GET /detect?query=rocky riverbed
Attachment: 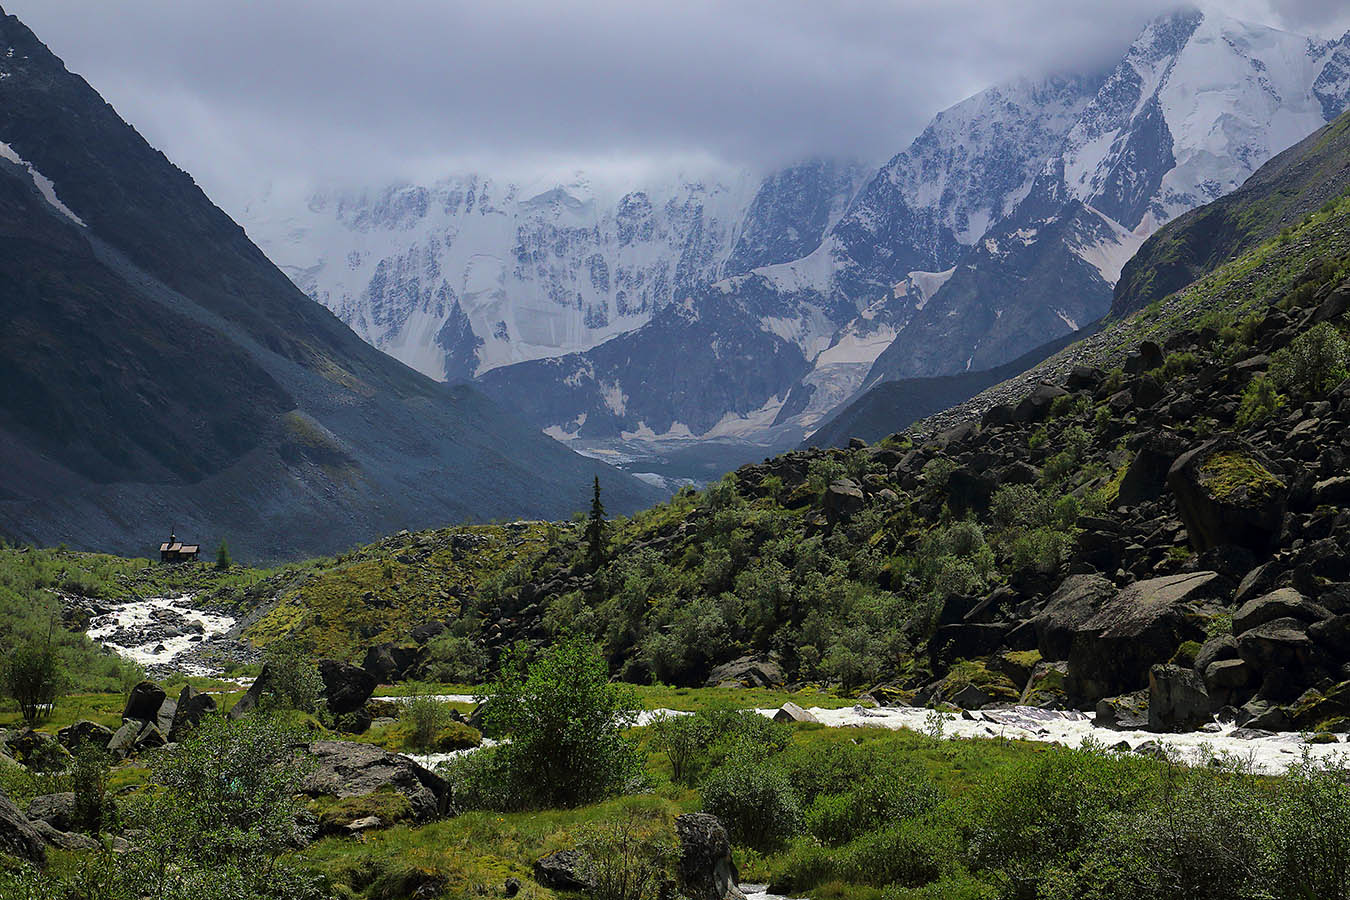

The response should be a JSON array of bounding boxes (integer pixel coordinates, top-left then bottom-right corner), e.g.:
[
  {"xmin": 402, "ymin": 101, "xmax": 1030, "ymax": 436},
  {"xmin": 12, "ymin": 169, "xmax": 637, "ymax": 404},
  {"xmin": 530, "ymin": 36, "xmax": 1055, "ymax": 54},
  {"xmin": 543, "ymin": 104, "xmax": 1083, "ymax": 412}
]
[{"xmin": 83, "ymin": 595, "xmax": 249, "ymax": 677}]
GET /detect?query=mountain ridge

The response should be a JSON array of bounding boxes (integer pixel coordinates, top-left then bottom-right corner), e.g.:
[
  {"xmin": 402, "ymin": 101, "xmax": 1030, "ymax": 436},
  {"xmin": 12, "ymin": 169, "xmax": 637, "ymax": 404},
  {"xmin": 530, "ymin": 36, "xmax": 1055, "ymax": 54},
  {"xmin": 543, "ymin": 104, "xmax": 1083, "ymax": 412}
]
[{"xmin": 0, "ymin": 7, "xmax": 663, "ymax": 562}]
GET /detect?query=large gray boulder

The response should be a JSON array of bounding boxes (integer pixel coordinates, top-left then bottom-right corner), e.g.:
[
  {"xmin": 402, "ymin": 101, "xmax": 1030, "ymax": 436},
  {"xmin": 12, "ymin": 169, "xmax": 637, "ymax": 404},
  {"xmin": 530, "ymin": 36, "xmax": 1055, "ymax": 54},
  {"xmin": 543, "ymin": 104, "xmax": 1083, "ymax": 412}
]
[
  {"xmin": 1232, "ymin": 589, "xmax": 1330, "ymax": 634},
  {"xmin": 106, "ymin": 720, "xmax": 165, "ymax": 760},
  {"xmin": 168, "ymin": 684, "xmax": 217, "ymax": 742},
  {"xmin": 1167, "ymin": 440, "xmax": 1287, "ymax": 552},
  {"xmin": 1032, "ymin": 574, "xmax": 1117, "ymax": 661},
  {"xmin": 823, "ymin": 479, "xmax": 865, "ymax": 522},
  {"xmin": 301, "ymin": 741, "xmax": 448, "ymax": 821},
  {"xmin": 56, "ymin": 720, "xmax": 114, "ymax": 751},
  {"xmin": 677, "ymin": 813, "xmax": 745, "ymax": 900},
  {"xmin": 317, "ymin": 660, "xmax": 377, "ymax": 715},
  {"xmin": 361, "ymin": 643, "xmax": 425, "ymax": 684},
  {"xmin": 30, "ymin": 820, "xmax": 100, "ymax": 852},
  {"xmin": 25, "ymin": 793, "xmax": 75, "ymax": 832},
  {"xmin": 1095, "ymin": 691, "xmax": 1149, "ymax": 729},
  {"xmin": 227, "ymin": 663, "xmax": 275, "ymax": 719},
  {"xmin": 1148, "ymin": 665, "xmax": 1211, "ymax": 732},
  {"xmin": 704, "ymin": 656, "xmax": 785, "ymax": 689},
  {"xmin": 1236, "ymin": 617, "xmax": 1321, "ymax": 676},
  {"xmin": 1014, "ymin": 383, "xmax": 1069, "ymax": 423},
  {"xmin": 122, "ymin": 681, "xmax": 167, "ymax": 724},
  {"xmin": 1065, "ymin": 572, "xmax": 1222, "ymax": 700},
  {"xmin": 0, "ymin": 790, "xmax": 46, "ymax": 866},
  {"xmin": 1117, "ymin": 431, "xmax": 1185, "ymax": 506},
  {"xmin": 533, "ymin": 849, "xmax": 594, "ymax": 891},
  {"xmin": 772, "ymin": 702, "xmax": 820, "ymax": 725}
]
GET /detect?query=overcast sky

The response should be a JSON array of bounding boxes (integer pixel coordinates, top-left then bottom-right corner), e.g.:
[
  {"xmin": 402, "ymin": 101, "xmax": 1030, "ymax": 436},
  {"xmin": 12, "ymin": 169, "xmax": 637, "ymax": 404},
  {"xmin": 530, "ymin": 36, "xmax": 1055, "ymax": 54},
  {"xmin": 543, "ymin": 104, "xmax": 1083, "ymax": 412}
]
[{"xmin": 7, "ymin": 0, "xmax": 1350, "ymax": 212}]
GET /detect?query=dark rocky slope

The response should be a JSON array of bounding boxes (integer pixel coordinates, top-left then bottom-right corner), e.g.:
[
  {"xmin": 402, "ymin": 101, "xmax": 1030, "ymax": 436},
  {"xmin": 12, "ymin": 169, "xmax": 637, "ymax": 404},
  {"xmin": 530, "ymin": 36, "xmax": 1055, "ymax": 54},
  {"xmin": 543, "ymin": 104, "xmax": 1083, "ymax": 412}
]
[
  {"xmin": 1113, "ymin": 111, "xmax": 1350, "ymax": 318},
  {"xmin": 0, "ymin": 8, "xmax": 661, "ymax": 561},
  {"xmin": 310, "ymin": 192, "xmax": 1350, "ymax": 737}
]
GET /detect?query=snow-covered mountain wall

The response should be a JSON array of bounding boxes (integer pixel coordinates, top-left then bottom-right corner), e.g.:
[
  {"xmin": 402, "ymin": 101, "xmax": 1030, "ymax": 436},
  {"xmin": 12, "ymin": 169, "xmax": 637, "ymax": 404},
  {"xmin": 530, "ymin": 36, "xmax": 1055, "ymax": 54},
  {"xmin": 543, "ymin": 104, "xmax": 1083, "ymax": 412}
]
[{"xmin": 241, "ymin": 162, "xmax": 863, "ymax": 383}]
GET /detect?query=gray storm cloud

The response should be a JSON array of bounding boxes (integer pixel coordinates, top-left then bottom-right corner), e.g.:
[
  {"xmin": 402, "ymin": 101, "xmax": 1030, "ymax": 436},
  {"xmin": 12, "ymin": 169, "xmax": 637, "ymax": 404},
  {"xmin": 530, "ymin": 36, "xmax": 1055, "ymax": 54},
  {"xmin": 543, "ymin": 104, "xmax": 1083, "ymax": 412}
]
[{"xmin": 6, "ymin": 0, "xmax": 1350, "ymax": 210}]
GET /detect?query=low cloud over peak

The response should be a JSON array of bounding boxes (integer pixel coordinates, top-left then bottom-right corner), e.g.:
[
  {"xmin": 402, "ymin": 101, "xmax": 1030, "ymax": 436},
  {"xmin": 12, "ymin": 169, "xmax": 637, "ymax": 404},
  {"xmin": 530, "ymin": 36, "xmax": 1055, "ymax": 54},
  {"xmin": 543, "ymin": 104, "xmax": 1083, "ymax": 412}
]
[{"xmin": 7, "ymin": 1, "xmax": 1349, "ymax": 210}]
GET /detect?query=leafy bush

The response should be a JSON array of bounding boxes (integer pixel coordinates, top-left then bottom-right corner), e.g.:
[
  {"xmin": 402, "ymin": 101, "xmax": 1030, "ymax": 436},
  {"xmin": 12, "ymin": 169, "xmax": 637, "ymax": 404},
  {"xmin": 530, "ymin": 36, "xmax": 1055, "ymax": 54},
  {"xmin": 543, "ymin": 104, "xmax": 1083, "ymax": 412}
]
[
  {"xmin": 423, "ymin": 632, "xmax": 488, "ymax": 683},
  {"xmin": 260, "ymin": 639, "xmax": 324, "ymax": 713},
  {"xmin": 1265, "ymin": 753, "xmax": 1350, "ymax": 900},
  {"xmin": 968, "ymin": 746, "xmax": 1159, "ymax": 900},
  {"xmin": 398, "ymin": 683, "xmax": 453, "ymax": 749},
  {"xmin": 649, "ymin": 712, "xmax": 709, "ymax": 785},
  {"xmin": 1236, "ymin": 374, "xmax": 1285, "ymax": 426},
  {"xmin": 805, "ymin": 768, "xmax": 941, "ymax": 847},
  {"xmin": 1270, "ymin": 321, "xmax": 1350, "ymax": 397},
  {"xmin": 3, "ymin": 637, "xmax": 62, "ymax": 725},
  {"xmin": 701, "ymin": 755, "xmax": 802, "ymax": 851},
  {"xmin": 578, "ymin": 807, "xmax": 678, "ymax": 900},
  {"xmin": 916, "ymin": 520, "xmax": 995, "ymax": 601},
  {"xmin": 145, "ymin": 712, "xmax": 315, "ymax": 865},
  {"xmin": 921, "ymin": 457, "xmax": 959, "ymax": 494},
  {"xmin": 70, "ymin": 741, "xmax": 111, "ymax": 834},
  {"xmin": 480, "ymin": 638, "xmax": 643, "ymax": 808}
]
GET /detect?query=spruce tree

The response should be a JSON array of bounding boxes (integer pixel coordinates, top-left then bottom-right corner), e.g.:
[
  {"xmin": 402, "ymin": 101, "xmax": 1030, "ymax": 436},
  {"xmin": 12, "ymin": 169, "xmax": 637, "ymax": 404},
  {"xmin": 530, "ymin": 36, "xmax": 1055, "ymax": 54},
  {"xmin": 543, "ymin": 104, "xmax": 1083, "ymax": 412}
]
[
  {"xmin": 216, "ymin": 540, "xmax": 231, "ymax": 570},
  {"xmin": 586, "ymin": 476, "xmax": 606, "ymax": 568}
]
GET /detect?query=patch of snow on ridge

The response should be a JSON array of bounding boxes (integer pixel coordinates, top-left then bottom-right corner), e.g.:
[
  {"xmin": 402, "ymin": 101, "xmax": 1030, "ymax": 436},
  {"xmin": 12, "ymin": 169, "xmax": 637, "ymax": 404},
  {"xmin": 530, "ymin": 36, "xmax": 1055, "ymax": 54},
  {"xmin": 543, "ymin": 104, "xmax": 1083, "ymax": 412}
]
[
  {"xmin": 1073, "ymin": 207, "xmax": 1149, "ymax": 284},
  {"xmin": 901, "ymin": 267, "xmax": 957, "ymax": 311},
  {"xmin": 0, "ymin": 141, "xmax": 86, "ymax": 226}
]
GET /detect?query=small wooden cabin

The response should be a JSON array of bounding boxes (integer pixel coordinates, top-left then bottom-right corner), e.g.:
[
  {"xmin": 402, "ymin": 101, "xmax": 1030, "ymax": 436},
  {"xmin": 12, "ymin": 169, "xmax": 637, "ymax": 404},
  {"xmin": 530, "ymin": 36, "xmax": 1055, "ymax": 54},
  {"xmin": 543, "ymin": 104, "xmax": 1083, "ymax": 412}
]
[{"xmin": 159, "ymin": 533, "xmax": 200, "ymax": 563}]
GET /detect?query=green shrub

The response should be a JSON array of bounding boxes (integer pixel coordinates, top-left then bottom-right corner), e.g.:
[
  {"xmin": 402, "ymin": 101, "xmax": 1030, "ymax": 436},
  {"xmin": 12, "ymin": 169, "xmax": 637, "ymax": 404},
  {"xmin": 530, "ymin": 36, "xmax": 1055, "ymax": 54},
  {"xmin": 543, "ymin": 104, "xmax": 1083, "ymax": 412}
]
[
  {"xmin": 260, "ymin": 639, "xmax": 324, "ymax": 713},
  {"xmin": 649, "ymin": 712, "xmax": 710, "ymax": 785},
  {"xmin": 805, "ymin": 768, "xmax": 941, "ymax": 847},
  {"xmin": 1270, "ymin": 322, "xmax": 1350, "ymax": 397},
  {"xmin": 3, "ymin": 637, "xmax": 63, "ymax": 725},
  {"xmin": 968, "ymin": 747, "xmax": 1159, "ymax": 900},
  {"xmin": 1262, "ymin": 754, "xmax": 1350, "ymax": 899},
  {"xmin": 1156, "ymin": 351, "xmax": 1198, "ymax": 381},
  {"xmin": 70, "ymin": 741, "xmax": 111, "ymax": 834},
  {"xmin": 1236, "ymin": 374, "xmax": 1285, "ymax": 426},
  {"xmin": 701, "ymin": 756, "xmax": 802, "ymax": 851},
  {"xmin": 423, "ymin": 633, "xmax": 488, "ymax": 683},
  {"xmin": 480, "ymin": 638, "xmax": 643, "ymax": 809},
  {"xmin": 921, "ymin": 457, "xmax": 959, "ymax": 495},
  {"xmin": 578, "ymin": 807, "xmax": 678, "ymax": 900},
  {"xmin": 398, "ymin": 683, "xmax": 453, "ymax": 749},
  {"xmin": 916, "ymin": 520, "xmax": 995, "ymax": 601}
]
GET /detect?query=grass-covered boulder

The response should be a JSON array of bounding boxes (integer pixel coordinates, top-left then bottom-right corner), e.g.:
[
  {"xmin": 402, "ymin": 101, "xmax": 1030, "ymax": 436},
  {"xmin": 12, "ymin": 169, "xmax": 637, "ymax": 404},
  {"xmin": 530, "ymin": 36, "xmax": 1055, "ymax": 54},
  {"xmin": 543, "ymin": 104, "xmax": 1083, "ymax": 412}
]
[{"xmin": 1168, "ymin": 439, "xmax": 1287, "ymax": 552}]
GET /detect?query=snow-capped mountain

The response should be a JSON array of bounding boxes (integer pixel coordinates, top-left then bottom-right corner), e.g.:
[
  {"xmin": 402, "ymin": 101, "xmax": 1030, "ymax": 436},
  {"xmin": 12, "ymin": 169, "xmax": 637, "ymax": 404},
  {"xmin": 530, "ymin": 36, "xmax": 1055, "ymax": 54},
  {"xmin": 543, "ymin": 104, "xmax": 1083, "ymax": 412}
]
[
  {"xmin": 241, "ymin": 161, "xmax": 863, "ymax": 383},
  {"xmin": 477, "ymin": 10, "xmax": 1350, "ymax": 448},
  {"xmin": 865, "ymin": 10, "xmax": 1350, "ymax": 385},
  {"xmin": 243, "ymin": 8, "xmax": 1350, "ymax": 462}
]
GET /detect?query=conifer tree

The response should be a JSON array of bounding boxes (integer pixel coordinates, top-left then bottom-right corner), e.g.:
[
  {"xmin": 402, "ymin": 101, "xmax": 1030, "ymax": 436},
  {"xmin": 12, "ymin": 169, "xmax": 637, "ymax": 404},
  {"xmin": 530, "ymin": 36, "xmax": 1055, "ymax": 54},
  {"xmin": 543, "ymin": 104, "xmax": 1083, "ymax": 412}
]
[{"xmin": 586, "ymin": 476, "xmax": 606, "ymax": 568}]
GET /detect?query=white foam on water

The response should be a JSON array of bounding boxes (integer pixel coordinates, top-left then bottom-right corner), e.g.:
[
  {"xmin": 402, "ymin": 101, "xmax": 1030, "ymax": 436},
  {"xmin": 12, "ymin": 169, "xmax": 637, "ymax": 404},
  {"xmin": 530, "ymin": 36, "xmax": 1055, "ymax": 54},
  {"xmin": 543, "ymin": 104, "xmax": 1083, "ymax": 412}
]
[{"xmin": 86, "ymin": 595, "xmax": 235, "ymax": 674}]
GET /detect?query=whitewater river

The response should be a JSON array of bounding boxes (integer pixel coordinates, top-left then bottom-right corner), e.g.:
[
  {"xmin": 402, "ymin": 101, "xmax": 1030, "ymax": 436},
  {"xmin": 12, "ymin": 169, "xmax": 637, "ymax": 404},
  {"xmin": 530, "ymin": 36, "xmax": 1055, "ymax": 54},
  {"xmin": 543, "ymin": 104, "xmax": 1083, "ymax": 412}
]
[
  {"xmin": 86, "ymin": 595, "xmax": 237, "ymax": 675},
  {"xmin": 398, "ymin": 695, "xmax": 1344, "ymax": 775},
  {"xmin": 84, "ymin": 598, "xmax": 1346, "ymax": 778}
]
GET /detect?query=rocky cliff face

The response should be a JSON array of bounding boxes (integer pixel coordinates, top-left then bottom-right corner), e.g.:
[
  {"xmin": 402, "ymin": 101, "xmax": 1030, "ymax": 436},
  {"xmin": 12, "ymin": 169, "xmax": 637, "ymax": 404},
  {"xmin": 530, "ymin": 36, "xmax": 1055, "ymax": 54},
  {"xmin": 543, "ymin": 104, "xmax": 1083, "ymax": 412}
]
[{"xmin": 0, "ymin": 8, "xmax": 663, "ymax": 561}]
